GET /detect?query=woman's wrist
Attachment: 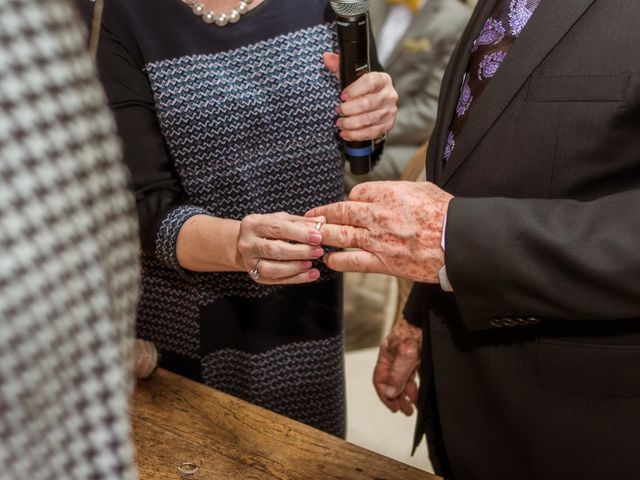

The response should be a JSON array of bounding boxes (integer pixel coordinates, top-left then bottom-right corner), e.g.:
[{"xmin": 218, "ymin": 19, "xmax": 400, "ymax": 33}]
[{"xmin": 176, "ymin": 215, "xmax": 243, "ymax": 272}]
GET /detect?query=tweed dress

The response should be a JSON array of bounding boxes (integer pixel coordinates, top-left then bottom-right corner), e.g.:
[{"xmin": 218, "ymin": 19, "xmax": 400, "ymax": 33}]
[{"xmin": 93, "ymin": 0, "xmax": 382, "ymax": 437}]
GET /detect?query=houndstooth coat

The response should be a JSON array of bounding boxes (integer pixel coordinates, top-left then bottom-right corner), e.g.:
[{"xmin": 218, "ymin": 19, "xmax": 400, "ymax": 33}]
[{"xmin": 0, "ymin": 0, "xmax": 140, "ymax": 478}]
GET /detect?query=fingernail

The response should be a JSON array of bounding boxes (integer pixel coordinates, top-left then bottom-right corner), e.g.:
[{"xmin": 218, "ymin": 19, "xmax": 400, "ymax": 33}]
[
  {"xmin": 309, "ymin": 269, "xmax": 320, "ymax": 280},
  {"xmin": 322, "ymin": 253, "xmax": 330, "ymax": 263},
  {"xmin": 336, "ymin": 119, "xmax": 343, "ymax": 128},
  {"xmin": 341, "ymin": 92, "xmax": 349, "ymax": 101},
  {"xmin": 309, "ymin": 233, "xmax": 322, "ymax": 244},
  {"xmin": 312, "ymin": 248, "xmax": 324, "ymax": 258},
  {"xmin": 385, "ymin": 386, "xmax": 397, "ymax": 398},
  {"xmin": 301, "ymin": 261, "xmax": 313, "ymax": 270},
  {"xmin": 335, "ymin": 105, "xmax": 341, "ymax": 114}
]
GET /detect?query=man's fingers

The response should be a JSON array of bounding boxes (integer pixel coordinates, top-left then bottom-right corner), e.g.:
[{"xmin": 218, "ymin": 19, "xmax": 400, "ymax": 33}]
[
  {"xmin": 375, "ymin": 384, "xmax": 415, "ymax": 415},
  {"xmin": 397, "ymin": 396, "xmax": 415, "ymax": 416},
  {"xmin": 348, "ymin": 181, "xmax": 394, "ymax": 202},
  {"xmin": 306, "ymin": 201, "xmax": 373, "ymax": 227},
  {"xmin": 385, "ymin": 344, "xmax": 420, "ymax": 396},
  {"xmin": 323, "ymin": 250, "xmax": 386, "ymax": 274},
  {"xmin": 405, "ymin": 378, "xmax": 419, "ymax": 406},
  {"xmin": 314, "ymin": 223, "xmax": 369, "ymax": 249}
]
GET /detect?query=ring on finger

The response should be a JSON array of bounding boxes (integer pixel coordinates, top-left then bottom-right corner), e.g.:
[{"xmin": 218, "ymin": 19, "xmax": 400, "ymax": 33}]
[
  {"xmin": 314, "ymin": 221, "xmax": 323, "ymax": 231},
  {"xmin": 248, "ymin": 258, "xmax": 262, "ymax": 281}
]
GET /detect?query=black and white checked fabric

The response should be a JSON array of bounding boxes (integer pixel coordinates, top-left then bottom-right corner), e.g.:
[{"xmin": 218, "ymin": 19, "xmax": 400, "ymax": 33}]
[{"xmin": 0, "ymin": 1, "xmax": 140, "ymax": 479}]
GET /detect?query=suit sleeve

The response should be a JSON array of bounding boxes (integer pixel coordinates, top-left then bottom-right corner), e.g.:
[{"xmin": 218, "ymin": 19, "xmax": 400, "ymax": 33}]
[
  {"xmin": 95, "ymin": 24, "xmax": 208, "ymax": 271},
  {"xmin": 446, "ymin": 191, "xmax": 640, "ymax": 331},
  {"xmin": 403, "ymin": 282, "xmax": 429, "ymax": 328}
]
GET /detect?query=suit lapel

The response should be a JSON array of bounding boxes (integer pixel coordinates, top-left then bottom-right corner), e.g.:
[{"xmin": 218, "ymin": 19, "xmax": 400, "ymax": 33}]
[
  {"xmin": 430, "ymin": 0, "xmax": 497, "ymax": 182},
  {"xmin": 438, "ymin": 0, "xmax": 597, "ymax": 187}
]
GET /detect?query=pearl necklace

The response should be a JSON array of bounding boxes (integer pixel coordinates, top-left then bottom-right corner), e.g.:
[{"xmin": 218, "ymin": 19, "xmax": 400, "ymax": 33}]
[{"xmin": 181, "ymin": 0, "xmax": 254, "ymax": 26}]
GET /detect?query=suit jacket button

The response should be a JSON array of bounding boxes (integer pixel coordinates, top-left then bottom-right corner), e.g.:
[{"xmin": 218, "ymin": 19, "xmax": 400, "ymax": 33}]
[
  {"xmin": 490, "ymin": 318, "xmax": 504, "ymax": 328},
  {"xmin": 502, "ymin": 317, "xmax": 518, "ymax": 327}
]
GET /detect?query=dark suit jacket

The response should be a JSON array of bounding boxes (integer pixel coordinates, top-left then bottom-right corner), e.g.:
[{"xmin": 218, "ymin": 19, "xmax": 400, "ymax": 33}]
[{"xmin": 404, "ymin": 1, "xmax": 640, "ymax": 479}]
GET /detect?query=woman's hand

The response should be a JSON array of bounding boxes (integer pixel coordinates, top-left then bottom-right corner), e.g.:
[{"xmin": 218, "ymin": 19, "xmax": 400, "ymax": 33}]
[
  {"xmin": 236, "ymin": 212, "xmax": 326, "ymax": 285},
  {"xmin": 323, "ymin": 52, "xmax": 398, "ymax": 141},
  {"xmin": 177, "ymin": 212, "xmax": 326, "ymax": 285}
]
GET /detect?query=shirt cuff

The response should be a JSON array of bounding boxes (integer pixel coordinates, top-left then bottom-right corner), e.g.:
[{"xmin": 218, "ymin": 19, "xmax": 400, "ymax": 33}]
[{"xmin": 438, "ymin": 213, "xmax": 454, "ymax": 292}]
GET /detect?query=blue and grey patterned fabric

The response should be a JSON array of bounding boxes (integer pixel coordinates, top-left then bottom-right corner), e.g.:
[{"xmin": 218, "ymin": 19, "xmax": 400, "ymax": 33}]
[{"xmin": 148, "ymin": 22, "xmax": 343, "ymax": 273}]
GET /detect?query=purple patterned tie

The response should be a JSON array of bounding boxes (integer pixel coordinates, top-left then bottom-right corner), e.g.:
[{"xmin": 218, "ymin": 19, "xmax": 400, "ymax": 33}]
[{"xmin": 444, "ymin": 0, "xmax": 542, "ymax": 162}]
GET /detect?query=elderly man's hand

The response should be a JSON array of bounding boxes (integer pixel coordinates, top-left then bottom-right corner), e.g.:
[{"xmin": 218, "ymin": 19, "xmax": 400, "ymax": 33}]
[
  {"xmin": 374, "ymin": 318, "xmax": 422, "ymax": 415},
  {"xmin": 306, "ymin": 181, "xmax": 453, "ymax": 283}
]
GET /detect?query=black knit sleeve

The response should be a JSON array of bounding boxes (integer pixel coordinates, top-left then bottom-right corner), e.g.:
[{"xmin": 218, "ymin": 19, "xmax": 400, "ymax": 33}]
[{"xmin": 94, "ymin": 22, "xmax": 208, "ymax": 268}]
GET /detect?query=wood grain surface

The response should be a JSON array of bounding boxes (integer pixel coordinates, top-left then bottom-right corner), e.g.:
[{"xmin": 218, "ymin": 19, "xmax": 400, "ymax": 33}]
[{"xmin": 132, "ymin": 369, "xmax": 439, "ymax": 480}]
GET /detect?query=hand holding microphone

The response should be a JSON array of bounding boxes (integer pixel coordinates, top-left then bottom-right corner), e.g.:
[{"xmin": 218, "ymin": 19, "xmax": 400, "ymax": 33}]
[{"xmin": 324, "ymin": 0, "xmax": 398, "ymax": 174}]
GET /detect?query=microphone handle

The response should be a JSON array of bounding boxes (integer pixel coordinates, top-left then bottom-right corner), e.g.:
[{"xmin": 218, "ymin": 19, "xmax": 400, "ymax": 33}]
[{"xmin": 336, "ymin": 13, "xmax": 373, "ymax": 175}]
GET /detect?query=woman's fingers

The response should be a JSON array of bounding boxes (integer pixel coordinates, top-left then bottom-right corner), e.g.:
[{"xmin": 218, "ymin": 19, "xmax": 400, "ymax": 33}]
[
  {"xmin": 253, "ymin": 239, "xmax": 324, "ymax": 262},
  {"xmin": 342, "ymin": 71, "xmax": 390, "ymax": 100},
  {"xmin": 338, "ymin": 106, "xmax": 387, "ymax": 130},
  {"xmin": 322, "ymin": 52, "xmax": 340, "ymax": 78},
  {"xmin": 238, "ymin": 212, "xmax": 328, "ymax": 285},
  {"xmin": 245, "ymin": 213, "xmax": 324, "ymax": 245},
  {"xmin": 336, "ymin": 71, "xmax": 397, "ymax": 141},
  {"xmin": 258, "ymin": 268, "xmax": 321, "ymax": 285},
  {"xmin": 341, "ymin": 120, "xmax": 395, "ymax": 141},
  {"xmin": 257, "ymin": 260, "xmax": 313, "ymax": 280}
]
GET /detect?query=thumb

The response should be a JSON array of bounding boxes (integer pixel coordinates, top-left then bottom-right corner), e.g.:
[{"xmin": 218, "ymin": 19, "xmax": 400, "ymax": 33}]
[{"xmin": 323, "ymin": 52, "xmax": 340, "ymax": 78}]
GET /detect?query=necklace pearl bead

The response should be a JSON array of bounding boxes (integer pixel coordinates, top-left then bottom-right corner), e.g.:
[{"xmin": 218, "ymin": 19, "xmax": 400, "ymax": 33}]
[
  {"xmin": 192, "ymin": 3, "xmax": 205, "ymax": 15},
  {"xmin": 183, "ymin": 0, "xmax": 251, "ymax": 26},
  {"xmin": 214, "ymin": 13, "xmax": 229, "ymax": 26},
  {"xmin": 228, "ymin": 9, "xmax": 240, "ymax": 23}
]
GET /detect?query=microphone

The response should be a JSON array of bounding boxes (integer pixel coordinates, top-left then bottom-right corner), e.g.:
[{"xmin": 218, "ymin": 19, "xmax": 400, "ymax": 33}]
[{"xmin": 330, "ymin": 0, "xmax": 374, "ymax": 175}]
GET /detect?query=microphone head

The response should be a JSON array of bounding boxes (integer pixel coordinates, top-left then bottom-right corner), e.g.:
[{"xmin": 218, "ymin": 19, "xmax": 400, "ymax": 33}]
[{"xmin": 330, "ymin": 0, "xmax": 371, "ymax": 16}]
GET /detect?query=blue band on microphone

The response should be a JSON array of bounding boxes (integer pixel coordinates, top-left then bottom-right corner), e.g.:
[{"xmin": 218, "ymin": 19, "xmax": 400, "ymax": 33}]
[{"xmin": 345, "ymin": 145, "xmax": 373, "ymax": 157}]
